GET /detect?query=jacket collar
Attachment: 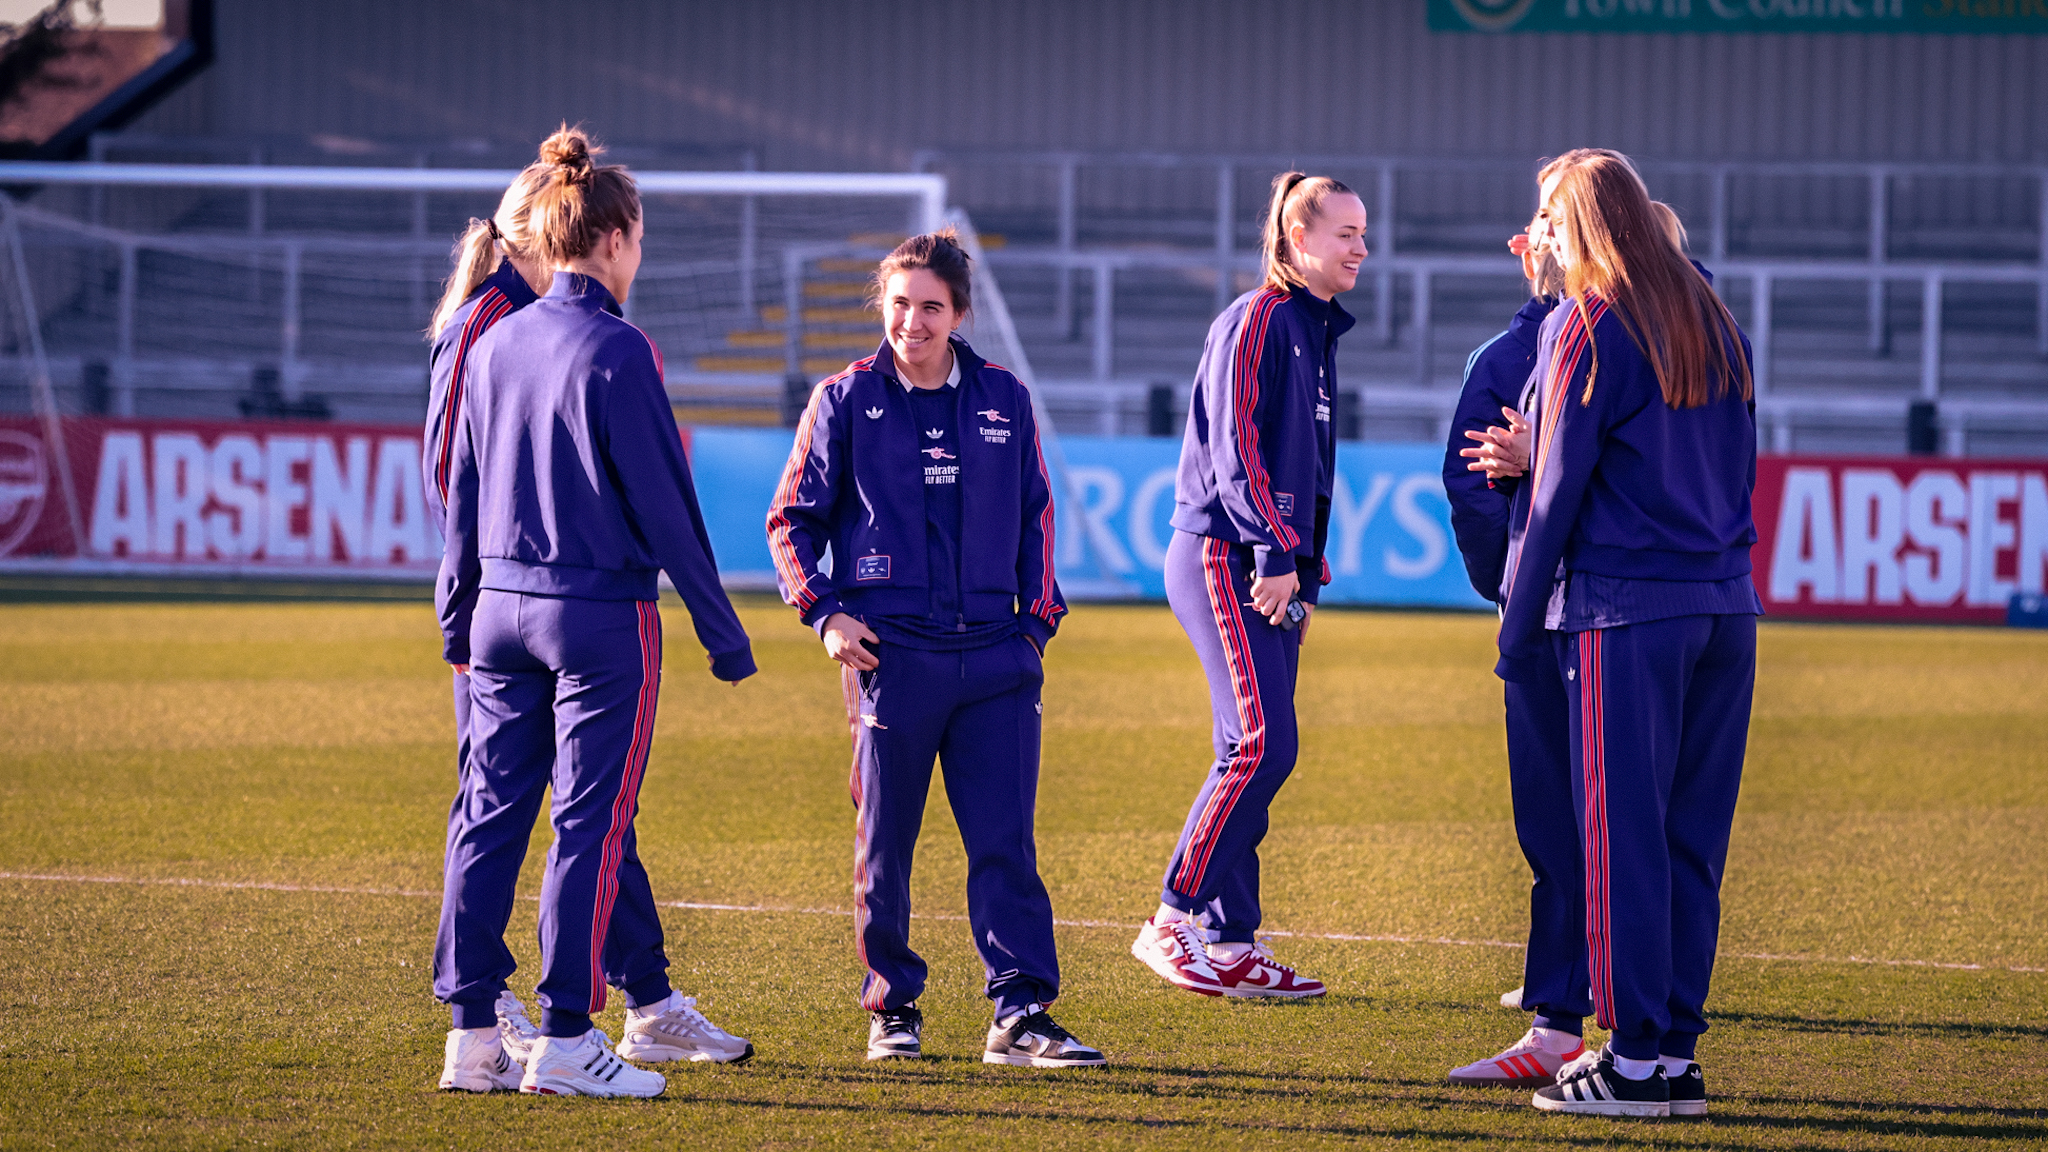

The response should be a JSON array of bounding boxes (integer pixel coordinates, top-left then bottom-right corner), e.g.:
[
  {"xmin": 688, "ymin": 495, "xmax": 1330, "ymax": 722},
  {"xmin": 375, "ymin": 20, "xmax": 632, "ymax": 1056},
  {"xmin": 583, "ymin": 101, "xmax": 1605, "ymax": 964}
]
[
  {"xmin": 486, "ymin": 259, "xmax": 540, "ymax": 309},
  {"xmin": 1506, "ymin": 296, "xmax": 1555, "ymax": 352},
  {"xmin": 1289, "ymin": 284, "xmax": 1357, "ymax": 340},
  {"xmin": 869, "ymin": 334, "xmax": 985, "ymax": 390},
  {"xmin": 545, "ymin": 271, "xmax": 623, "ymax": 317}
]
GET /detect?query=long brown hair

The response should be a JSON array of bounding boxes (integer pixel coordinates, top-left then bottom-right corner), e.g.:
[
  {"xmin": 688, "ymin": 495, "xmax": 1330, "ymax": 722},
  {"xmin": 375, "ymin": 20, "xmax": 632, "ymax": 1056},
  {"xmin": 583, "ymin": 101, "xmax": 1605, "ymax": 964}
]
[
  {"xmin": 1539, "ymin": 149, "xmax": 1750, "ymax": 408},
  {"xmin": 1261, "ymin": 171, "xmax": 1357, "ymax": 293},
  {"xmin": 430, "ymin": 166, "xmax": 547, "ymax": 337},
  {"xmin": 528, "ymin": 125, "xmax": 641, "ymax": 269}
]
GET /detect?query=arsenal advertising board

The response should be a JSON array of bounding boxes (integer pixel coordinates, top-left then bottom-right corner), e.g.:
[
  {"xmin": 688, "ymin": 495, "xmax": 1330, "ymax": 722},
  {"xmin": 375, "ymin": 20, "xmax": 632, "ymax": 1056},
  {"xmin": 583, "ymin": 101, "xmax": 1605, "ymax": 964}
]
[
  {"xmin": 1753, "ymin": 456, "xmax": 2048, "ymax": 624},
  {"xmin": 0, "ymin": 416, "xmax": 441, "ymax": 572}
]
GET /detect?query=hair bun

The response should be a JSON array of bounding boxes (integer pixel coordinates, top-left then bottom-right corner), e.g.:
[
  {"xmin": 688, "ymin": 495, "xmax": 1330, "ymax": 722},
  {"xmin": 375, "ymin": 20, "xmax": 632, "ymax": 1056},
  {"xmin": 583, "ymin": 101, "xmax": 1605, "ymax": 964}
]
[{"xmin": 537, "ymin": 124, "xmax": 601, "ymax": 185}]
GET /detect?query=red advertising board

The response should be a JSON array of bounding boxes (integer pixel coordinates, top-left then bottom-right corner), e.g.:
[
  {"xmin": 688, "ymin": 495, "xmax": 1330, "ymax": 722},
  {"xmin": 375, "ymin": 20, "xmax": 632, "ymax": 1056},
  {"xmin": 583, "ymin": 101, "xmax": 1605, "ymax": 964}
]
[
  {"xmin": 0, "ymin": 416, "xmax": 442, "ymax": 573},
  {"xmin": 1753, "ymin": 455, "xmax": 2048, "ymax": 624}
]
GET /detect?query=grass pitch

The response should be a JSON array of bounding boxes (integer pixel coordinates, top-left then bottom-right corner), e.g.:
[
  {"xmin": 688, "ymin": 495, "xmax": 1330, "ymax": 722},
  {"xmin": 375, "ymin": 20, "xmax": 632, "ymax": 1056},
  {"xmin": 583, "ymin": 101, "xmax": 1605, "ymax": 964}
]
[{"xmin": 1, "ymin": 596, "xmax": 2043, "ymax": 1149}]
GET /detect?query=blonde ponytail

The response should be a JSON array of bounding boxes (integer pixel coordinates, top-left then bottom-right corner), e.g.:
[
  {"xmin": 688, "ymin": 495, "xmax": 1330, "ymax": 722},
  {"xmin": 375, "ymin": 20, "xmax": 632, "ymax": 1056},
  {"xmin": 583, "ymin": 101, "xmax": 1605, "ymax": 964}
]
[
  {"xmin": 1260, "ymin": 171, "xmax": 1357, "ymax": 293},
  {"xmin": 429, "ymin": 165, "xmax": 549, "ymax": 337}
]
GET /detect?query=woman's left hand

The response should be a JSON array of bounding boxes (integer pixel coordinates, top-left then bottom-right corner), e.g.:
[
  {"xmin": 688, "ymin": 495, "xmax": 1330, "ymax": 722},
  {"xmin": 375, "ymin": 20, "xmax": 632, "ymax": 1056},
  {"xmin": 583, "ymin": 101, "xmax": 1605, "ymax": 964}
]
[{"xmin": 1297, "ymin": 603, "xmax": 1314, "ymax": 644}]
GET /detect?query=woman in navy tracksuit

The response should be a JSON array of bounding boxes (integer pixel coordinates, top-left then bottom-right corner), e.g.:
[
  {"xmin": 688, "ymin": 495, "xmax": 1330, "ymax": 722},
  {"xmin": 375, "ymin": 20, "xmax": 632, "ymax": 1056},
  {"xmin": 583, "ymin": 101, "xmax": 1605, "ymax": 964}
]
[
  {"xmin": 766, "ymin": 230, "xmax": 1100, "ymax": 1068},
  {"xmin": 434, "ymin": 129, "xmax": 757, "ymax": 1098},
  {"xmin": 1490, "ymin": 150, "xmax": 1759, "ymax": 1119},
  {"xmin": 1129, "ymin": 173, "xmax": 1363, "ymax": 1001},
  {"xmin": 422, "ymin": 164, "xmax": 553, "ymax": 1066},
  {"xmin": 1440, "ymin": 234, "xmax": 1589, "ymax": 1089}
]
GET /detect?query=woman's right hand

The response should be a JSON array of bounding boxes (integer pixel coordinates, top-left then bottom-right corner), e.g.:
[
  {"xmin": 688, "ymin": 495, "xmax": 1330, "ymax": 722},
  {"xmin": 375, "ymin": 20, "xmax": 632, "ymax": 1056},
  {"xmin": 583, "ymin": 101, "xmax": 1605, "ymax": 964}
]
[
  {"xmin": 822, "ymin": 612, "xmax": 880, "ymax": 671},
  {"xmin": 1461, "ymin": 405, "xmax": 1533, "ymax": 480}
]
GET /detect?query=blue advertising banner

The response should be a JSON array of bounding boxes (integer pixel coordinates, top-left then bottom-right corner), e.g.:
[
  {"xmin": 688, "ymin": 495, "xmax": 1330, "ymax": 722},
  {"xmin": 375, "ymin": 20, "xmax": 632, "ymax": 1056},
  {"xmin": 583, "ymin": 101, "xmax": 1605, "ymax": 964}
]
[{"xmin": 688, "ymin": 427, "xmax": 1489, "ymax": 611}]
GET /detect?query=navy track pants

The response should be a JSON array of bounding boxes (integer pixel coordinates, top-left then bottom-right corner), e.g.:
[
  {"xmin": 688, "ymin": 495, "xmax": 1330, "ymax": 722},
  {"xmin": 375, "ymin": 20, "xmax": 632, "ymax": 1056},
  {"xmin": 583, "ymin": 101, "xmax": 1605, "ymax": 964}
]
[
  {"xmin": 1159, "ymin": 531, "xmax": 1300, "ymax": 943},
  {"xmin": 1554, "ymin": 613, "xmax": 1755, "ymax": 1062},
  {"xmin": 847, "ymin": 636, "xmax": 1057, "ymax": 1020},
  {"xmin": 1506, "ymin": 663, "xmax": 1593, "ymax": 1029},
  {"xmin": 433, "ymin": 591, "xmax": 674, "ymax": 1037}
]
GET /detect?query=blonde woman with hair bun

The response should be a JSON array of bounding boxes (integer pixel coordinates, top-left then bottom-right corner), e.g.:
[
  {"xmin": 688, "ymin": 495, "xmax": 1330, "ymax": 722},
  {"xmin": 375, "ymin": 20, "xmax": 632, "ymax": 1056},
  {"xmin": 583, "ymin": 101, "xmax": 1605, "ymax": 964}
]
[{"xmin": 432, "ymin": 126, "xmax": 757, "ymax": 1099}]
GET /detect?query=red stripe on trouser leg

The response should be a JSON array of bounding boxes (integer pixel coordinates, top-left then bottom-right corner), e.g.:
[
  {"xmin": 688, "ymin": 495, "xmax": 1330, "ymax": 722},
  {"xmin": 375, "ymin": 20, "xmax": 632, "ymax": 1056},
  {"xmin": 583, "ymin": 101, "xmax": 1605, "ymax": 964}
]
[
  {"xmin": 586, "ymin": 601, "xmax": 661, "ymax": 1014},
  {"xmin": 1172, "ymin": 537, "xmax": 1267, "ymax": 895},
  {"xmin": 1580, "ymin": 630, "xmax": 1613, "ymax": 1032}
]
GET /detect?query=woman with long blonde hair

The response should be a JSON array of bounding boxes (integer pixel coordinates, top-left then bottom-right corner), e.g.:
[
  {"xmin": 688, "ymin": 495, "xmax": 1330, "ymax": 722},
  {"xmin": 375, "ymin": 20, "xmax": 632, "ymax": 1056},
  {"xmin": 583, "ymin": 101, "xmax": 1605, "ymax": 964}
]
[
  {"xmin": 1129, "ymin": 172, "xmax": 1364, "ymax": 1001},
  {"xmin": 1479, "ymin": 149, "xmax": 1758, "ymax": 1119}
]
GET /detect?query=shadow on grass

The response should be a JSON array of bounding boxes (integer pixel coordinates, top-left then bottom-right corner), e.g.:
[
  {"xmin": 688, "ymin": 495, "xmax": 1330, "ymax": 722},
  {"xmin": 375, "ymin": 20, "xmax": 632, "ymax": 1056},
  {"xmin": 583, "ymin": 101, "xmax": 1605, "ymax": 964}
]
[
  {"xmin": 594, "ymin": 1083, "xmax": 2048, "ymax": 1146},
  {"xmin": 1709, "ymin": 1009, "xmax": 2048, "ymax": 1041}
]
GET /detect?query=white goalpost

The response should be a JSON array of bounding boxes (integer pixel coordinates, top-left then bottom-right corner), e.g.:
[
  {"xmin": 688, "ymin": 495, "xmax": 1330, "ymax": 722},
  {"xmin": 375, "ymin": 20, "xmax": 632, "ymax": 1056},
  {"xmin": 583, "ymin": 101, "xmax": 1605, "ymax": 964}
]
[{"xmin": 0, "ymin": 159, "xmax": 1126, "ymax": 592}]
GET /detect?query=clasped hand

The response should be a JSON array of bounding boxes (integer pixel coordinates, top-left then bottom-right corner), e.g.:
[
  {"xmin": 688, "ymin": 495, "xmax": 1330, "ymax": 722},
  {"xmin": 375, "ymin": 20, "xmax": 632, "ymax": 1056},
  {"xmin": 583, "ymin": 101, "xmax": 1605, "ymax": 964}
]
[{"xmin": 1461, "ymin": 405, "xmax": 1532, "ymax": 481}]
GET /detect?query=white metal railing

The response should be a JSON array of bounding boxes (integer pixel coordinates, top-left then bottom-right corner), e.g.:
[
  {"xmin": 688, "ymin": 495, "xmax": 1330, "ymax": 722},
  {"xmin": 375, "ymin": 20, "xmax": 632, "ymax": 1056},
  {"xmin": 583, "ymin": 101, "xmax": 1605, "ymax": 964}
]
[
  {"xmin": 979, "ymin": 248, "xmax": 2048, "ymax": 390},
  {"xmin": 912, "ymin": 149, "xmax": 2048, "ymax": 352}
]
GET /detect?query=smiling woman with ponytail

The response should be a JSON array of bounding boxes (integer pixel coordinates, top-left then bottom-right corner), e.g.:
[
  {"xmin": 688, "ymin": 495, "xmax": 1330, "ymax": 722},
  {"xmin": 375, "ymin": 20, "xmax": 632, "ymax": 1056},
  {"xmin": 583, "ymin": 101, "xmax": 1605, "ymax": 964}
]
[
  {"xmin": 430, "ymin": 125, "xmax": 758, "ymax": 1099},
  {"xmin": 1128, "ymin": 171, "xmax": 1366, "ymax": 1002}
]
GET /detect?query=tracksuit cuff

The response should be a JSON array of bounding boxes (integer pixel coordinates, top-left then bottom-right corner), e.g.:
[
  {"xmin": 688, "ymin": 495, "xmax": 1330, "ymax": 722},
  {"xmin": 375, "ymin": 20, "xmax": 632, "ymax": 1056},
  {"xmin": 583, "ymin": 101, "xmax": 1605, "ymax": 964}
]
[
  {"xmin": 449, "ymin": 997, "xmax": 498, "ymax": 1031},
  {"xmin": 1018, "ymin": 613, "xmax": 1056, "ymax": 652},
  {"xmin": 442, "ymin": 637, "xmax": 470, "ymax": 666},
  {"xmin": 802, "ymin": 593, "xmax": 847, "ymax": 636},
  {"xmin": 620, "ymin": 971, "xmax": 673, "ymax": 1010},
  {"xmin": 1295, "ymin": 559, "xmax": 1322, "ymax": 605},
  {"xmin": 1252, "ymin": 546, "xmax": 1295, "ymax": 578},
  {"xmin": 709, "ymin": 646, "xmax": 757, "ymax": 682}
]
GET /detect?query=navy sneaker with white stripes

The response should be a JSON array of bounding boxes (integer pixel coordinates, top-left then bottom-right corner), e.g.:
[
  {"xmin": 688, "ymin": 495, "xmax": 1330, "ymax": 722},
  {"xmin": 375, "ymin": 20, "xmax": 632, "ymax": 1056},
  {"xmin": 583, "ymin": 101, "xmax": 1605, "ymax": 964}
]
[
  {"xmin": 1666, "ymin": 1060, "xmax": 1707, "ymax": 1117},
  {"xmin": 867, "ymin": 1004, "xmax": 924, "ymax": 1060},
  {"xmin": 983, "ymin": 1007, "xmax": 1106, "ymax": 1068},
  {"xmin": 1531, "ymin": 1045, "xmax": 1669, "ymax": 1117}
]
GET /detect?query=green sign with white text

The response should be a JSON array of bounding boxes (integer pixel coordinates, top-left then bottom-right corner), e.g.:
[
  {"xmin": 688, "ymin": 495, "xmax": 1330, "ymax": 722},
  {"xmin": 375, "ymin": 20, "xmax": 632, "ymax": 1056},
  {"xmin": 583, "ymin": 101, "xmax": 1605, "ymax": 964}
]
[{"xmin": 1429, "ymin": 0, "xmax": 2048, "ymax": 34}]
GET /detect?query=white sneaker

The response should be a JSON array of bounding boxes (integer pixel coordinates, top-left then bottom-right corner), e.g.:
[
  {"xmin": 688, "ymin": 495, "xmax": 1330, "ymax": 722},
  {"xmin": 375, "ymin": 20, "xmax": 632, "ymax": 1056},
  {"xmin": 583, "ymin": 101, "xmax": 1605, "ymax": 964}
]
[
  {"xmin": 615, "ymin": 992, "xmax": 755, "ymax": 1064},
  {"xmin": 1130, "ymin": 917, "xmax": 1226, "ymax": 995},
  {"xmin": 1448, "ymin": 1027, "xmax": 1587, "ymax": 1087},
  {"xmin": 495, "ymin": 989, "xmax": 540, "ymax": 1067},
  {"xmin": 438, "ymin": 1027, "xmax": 522, "ymax": 1092},
  {"xmin": 1501, "ymin": 985, "xmax": 1525, "ymax": 1010},
  {"xmin": 519, "ymin": 1029, "xmax": 666, "ymax": 1098}
]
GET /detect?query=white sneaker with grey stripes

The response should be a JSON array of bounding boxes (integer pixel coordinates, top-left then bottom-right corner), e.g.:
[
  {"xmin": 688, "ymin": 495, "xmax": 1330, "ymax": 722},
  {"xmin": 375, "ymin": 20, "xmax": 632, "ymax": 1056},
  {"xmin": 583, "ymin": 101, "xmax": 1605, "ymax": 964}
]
[{"xmin": 519, "ymin": 1029, "xmax": 666, "ymax": 1098}]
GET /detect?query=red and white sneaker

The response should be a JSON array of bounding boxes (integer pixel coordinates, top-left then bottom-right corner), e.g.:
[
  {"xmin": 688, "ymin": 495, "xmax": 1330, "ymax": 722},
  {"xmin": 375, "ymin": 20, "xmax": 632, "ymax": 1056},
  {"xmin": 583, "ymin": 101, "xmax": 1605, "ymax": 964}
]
[
  {"xmin": 1448, "ymin": 1027, "xmax": 1587, "ymax": 1088},
  {"xmin": 1130, "ymin": 917, "xmax": 1226, "ymax": 996},
  {"xmin": 1210, "ymin": 940, "xmax": 1326, "ymax": 999}
]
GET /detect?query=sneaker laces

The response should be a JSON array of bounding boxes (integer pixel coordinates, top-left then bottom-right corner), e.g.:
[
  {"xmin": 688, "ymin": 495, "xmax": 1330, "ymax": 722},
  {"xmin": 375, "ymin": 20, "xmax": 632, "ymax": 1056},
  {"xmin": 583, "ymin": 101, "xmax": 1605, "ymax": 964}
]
[
  {"xmin": 644, "ymin": 994, "xmax": 728, "ymax": 1038},
  {"xmin": 495, "ymin": 993, "xmax": 539, "ymax": 1039},
  {"xmin": 874, "ymin": 1005, "xmax": 921, "ymax": 1034},
  {"xmin": 1019, "ymin": 1011, "xmax": 1076, "ymax": 1044}
]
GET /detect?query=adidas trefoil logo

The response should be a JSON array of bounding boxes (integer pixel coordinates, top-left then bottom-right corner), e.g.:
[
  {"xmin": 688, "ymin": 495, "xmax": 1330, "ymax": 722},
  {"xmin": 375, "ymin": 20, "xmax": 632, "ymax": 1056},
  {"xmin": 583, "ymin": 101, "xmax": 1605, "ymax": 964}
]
[
  {"xmin": 925, "ymin": 427, "xmax": 944, "ymax": 439},
  {"xmin": 865, "ymin": 407, "xmax": 883, "ymax": 419}
]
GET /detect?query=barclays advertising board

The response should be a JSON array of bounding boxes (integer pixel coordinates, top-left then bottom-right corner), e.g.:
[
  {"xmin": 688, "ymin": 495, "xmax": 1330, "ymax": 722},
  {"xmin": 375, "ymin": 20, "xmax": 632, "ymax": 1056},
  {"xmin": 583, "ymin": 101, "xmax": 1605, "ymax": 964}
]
[{"xmin": 690, "ymin": 428, "xmax": 1490, "ymax": 611}]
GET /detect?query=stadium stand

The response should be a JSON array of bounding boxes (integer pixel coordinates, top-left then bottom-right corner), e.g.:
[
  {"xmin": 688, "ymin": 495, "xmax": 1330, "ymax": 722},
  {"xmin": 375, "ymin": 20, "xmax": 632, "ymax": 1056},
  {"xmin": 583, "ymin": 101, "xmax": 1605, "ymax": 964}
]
[{"xmin": 0, "ymin": 136, "xmax": 2044, "ymax": 459}]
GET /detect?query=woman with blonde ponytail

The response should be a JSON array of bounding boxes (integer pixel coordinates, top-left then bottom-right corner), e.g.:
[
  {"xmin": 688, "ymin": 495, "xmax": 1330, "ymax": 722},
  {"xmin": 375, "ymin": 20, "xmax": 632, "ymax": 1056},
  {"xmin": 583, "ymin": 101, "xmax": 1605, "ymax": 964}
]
[
  {"xmin": 1129, "ymin": 172, "xmax": 1365, "ymax": 1001},
  {"xmin": 432, "ymin": 127, "xmax": 757, "ymax": 1099},
  {"xmin": 425, "ymin": 167, "xmax": 549, "ymax": 530}
]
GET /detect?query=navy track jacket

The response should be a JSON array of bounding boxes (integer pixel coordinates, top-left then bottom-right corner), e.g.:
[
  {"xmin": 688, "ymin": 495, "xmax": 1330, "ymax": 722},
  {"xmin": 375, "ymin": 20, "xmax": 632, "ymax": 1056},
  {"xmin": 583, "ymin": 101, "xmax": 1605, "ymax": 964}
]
[
  {"xmin": 1496, "ymin": 292, "xmax": 1757, "ymax": 682},
  {"xmin": 1170, "ymin": 284, "xmax": 1350, "ymax": 603},
  {"xmin": 765, "ymin": 335, "xmax": 1066, "ymax": 650},
  {"xmin": 436, "ymin": 271, "xmax": 755, "ymax": 682},
  {"xmin": 423, "ymin": 260, "xmax": 537, "ymax": 530},
  {"xmin": 1443, "ymin": 296, "xmax": 1557, "ymax": 604}
]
